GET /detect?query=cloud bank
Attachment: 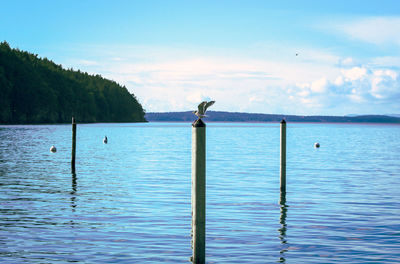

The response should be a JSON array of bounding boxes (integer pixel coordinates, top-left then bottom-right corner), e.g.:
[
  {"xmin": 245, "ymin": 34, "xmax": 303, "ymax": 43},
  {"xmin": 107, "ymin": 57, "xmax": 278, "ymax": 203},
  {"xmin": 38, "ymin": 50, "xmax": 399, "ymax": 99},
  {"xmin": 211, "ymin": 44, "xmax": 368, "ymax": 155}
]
[
  {"xmin": 66, "ymin": 12, "xmax": 400, "ymax": 118},
  {"xmin": 66, "ymin": 43, "xmax": 399, "ymax": 116}
]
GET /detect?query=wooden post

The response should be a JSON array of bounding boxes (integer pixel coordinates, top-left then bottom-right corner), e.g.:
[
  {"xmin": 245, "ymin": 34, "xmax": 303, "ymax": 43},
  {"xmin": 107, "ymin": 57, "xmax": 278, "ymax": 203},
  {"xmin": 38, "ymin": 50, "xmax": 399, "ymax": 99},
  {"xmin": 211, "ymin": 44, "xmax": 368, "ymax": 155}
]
[
  {"xmin": 280, "ymin": 119, "xmax": 286, "ymax": 193},
  {"xmin": 71, "ymin": 117, "xmax": 77, "ymax": 173},
  {"xmin": 191, "ymin": 118, "xmax": 206, "ymax": 264}
]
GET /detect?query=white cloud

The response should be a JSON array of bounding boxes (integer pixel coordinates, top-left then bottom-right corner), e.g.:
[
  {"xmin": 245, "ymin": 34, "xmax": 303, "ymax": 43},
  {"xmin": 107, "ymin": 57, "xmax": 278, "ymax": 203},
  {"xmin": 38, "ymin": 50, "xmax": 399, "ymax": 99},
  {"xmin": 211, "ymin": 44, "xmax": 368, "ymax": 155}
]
[
  {"xmin": 249, "ymin": 96, "xmax": 265, "ymax": 103},
  {"xmin": 77, "ymin": 52, "xmax": 336, "ymax": 113},
  {"xmin": 371, "ymin": 56, "xmax": 400, "ymax": 68},
  {"xmin": 311, "ymin": 78, "xmax": 328, "ymax": 93},
  {"xmin": 334, "ymin": 76, "xmax": 344, "ymax": 86},
  {"xmin": 373, "ymin": 69, "xmax": 398, "ymax": 79},
  {"xmin": 340, "ymin": 57, "xmax": 354, "ymax": 66},
  {"xmin": 186, "ymin": 92, "xmax": 212, "ymax": 104},
  {"xmin": 331, "ymin": 16, "xmax": 400, "ymax": 45},
  {"xmin": 341, "ymin": 67, "xmax": 368, "ymax": 81},
  {"xmin": 371, "ymin": 69, "xmax": 399, "ymax": 99},
  {"xmin": 289, "ymin": 62, "xmax": 400, "ymax": 113},
  {"xmin": 66, "ymin": 44, "xmax": 400, "ymax": 115}
]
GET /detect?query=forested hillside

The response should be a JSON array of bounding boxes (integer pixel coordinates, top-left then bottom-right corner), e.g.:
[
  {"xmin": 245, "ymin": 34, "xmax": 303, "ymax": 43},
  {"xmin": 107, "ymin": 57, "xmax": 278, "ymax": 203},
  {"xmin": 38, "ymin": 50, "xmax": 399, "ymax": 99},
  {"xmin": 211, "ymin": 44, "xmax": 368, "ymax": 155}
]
[{"xmin": 0, "ymin": 41, "xmax": 146, "ymax": 123}]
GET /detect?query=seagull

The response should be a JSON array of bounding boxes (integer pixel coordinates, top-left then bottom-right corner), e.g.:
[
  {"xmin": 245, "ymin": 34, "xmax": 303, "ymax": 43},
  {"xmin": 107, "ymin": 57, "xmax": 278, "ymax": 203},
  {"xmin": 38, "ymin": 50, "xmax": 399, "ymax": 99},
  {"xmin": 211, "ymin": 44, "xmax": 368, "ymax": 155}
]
[{"xmin": 193, "ymin": 100, "xmax": 215, "ymax": 119}]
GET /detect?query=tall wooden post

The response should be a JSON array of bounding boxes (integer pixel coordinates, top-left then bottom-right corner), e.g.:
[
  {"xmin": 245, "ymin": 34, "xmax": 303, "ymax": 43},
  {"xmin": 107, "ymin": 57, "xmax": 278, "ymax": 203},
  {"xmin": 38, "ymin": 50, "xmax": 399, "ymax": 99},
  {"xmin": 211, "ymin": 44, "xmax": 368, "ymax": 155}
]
[
  {"xmin": 280, "ymin": 119, "xmax": 286, "ymax": 193},
  {"xmin": 279, "ymin": 120, "xmax": 288, "ymax": 262},
  {"xmin": 71, "ymin": 117, "xmax": 77, "ymax": 173},
  {"xmin": 191, "ymin": 118, "xmax": 206, "ymax": 264}
]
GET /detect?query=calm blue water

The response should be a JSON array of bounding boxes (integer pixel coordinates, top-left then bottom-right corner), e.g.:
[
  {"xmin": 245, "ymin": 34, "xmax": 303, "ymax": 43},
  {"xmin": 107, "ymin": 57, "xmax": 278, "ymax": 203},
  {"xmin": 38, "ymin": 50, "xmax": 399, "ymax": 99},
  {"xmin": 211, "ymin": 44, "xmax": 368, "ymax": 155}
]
[{"xmin": 0, "ymin": 122, "xmax": 399, "ymax": 263}]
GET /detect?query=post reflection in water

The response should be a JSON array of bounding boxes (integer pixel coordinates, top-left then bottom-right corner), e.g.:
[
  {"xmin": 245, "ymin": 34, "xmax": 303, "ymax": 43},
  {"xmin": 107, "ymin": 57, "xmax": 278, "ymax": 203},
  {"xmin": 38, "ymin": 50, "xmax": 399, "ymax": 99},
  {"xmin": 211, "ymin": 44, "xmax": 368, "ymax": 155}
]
[
  {"xmin": 70, "ymin": 172, "xmax": 77, "ymax": 213},
  {"xmin": 278, "ymin": 191, "xmax": 289, "ymax": 263}
]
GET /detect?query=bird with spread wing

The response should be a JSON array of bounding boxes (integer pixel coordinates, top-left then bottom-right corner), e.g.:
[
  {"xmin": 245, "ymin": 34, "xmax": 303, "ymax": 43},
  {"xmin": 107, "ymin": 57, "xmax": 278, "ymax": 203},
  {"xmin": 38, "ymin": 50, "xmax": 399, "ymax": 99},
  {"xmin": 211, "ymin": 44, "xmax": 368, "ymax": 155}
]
[{"xmin": 193, "ymin": 101, "xmax": 215, "ymax": 119}]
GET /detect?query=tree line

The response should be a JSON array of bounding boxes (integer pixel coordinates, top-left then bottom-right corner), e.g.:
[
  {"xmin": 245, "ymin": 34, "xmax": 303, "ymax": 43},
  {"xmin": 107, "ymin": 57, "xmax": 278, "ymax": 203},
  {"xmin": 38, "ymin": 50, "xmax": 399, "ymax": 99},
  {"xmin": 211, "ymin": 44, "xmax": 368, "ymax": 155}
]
[{"xmin": 0, "ymin": 41, "xmax": 146, "ymax": 124}]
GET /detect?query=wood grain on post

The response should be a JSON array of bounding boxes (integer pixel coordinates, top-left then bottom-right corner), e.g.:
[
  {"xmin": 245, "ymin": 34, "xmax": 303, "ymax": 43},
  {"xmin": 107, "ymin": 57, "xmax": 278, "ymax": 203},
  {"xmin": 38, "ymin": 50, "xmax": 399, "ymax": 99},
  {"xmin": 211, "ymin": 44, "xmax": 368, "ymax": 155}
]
[
  {"xmin": 71, "ymin": 117, "xmax": 77, "ymax": 173},
  {"xmin": 191, "ymin": 118, "xmax": 206, "ymax": 264},
  {"xmin": 280, "ymin": 119, "xmax": 286, "ymax": 193}
]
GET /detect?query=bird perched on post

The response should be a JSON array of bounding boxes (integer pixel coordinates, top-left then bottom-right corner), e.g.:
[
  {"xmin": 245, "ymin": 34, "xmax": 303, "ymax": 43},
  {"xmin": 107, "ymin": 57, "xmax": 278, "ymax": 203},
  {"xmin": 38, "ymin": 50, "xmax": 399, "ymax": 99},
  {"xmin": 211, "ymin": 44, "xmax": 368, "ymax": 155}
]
[{"xmin": 193, "ymin": 101, "xmax": 215, "ymax": 119}]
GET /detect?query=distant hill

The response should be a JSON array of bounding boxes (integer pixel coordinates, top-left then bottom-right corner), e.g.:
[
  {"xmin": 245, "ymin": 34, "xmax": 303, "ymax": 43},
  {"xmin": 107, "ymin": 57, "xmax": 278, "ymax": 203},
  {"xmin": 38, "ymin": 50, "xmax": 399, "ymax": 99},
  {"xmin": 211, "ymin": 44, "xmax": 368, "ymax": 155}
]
[
  {"xmin": 146, "ymin": 111, "xmax": 400, "ymax": 123},
  {"xmin": 387, "ymin": 114, "xmax": 400, "ymax": 118},
  {"xmin": 0, "ymin": 41, "xmax": 146, "ymax": 124}
]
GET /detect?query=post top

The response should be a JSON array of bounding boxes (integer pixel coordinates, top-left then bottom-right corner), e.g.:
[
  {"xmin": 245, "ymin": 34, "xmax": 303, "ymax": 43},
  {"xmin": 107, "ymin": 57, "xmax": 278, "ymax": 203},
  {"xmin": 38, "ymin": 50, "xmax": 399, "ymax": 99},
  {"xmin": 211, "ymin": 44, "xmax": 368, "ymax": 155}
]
[
  {"xmin": 192, "ymin": 118, "xmax": 206, "ymax": 127},
  {"xmin": 280, "ymin": 119, "xmax": 286, "ymax": 124},
  {"xmin": 72, "ymin": 117, "xmax": 76, "ymax": 123}
]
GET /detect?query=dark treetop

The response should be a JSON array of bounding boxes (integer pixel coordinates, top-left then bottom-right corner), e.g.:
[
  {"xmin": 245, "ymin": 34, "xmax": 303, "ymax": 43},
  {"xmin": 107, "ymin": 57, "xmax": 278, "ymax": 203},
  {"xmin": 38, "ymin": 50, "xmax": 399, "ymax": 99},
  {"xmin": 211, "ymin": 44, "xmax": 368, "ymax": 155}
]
[{"xmin": 0, "ymin": 41, "xmax": 146, "ymax": 124}]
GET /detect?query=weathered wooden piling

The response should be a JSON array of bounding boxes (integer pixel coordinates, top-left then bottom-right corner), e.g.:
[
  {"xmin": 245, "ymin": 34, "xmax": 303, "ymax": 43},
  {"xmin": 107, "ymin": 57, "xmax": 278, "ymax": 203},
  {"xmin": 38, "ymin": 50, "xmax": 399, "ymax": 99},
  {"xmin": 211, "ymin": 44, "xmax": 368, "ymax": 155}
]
[
  {"xmin": 71, "ymin": 117, "xmax": 77, "ymax": 173},
  {"xmin": 280, "ymin": 119, "xmax": 286, "ymax": 193},
  {"xmin": 191, "ymin": 118, "xmax": 206, "ymax": 264}
]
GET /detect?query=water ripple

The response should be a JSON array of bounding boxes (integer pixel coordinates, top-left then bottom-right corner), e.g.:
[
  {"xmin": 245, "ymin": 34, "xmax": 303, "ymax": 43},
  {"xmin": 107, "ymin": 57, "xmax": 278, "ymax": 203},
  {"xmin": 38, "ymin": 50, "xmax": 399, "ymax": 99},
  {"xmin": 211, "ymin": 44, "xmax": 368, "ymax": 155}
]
[{"xmin": 0, "ymin": 123, "xmax": 399, "ymax": 263}]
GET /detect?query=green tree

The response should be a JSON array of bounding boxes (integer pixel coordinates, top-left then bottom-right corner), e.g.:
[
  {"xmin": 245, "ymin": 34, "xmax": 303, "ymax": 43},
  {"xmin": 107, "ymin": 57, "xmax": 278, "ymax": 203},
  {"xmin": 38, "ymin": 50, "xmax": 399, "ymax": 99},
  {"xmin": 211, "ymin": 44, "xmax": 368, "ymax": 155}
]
[{"xmin": 0, "ymin": 41, "xmax": 146, "ymax": 124}]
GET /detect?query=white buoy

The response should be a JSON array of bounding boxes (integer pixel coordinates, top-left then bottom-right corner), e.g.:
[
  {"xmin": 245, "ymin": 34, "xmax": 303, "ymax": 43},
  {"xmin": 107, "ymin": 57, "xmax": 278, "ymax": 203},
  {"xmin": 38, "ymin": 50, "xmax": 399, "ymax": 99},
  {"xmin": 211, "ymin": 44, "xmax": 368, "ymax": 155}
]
[
  {"xmin": 103, "ymin": 136, "xmax": 108, "ymax": 144},
  {"xmin": 50, "ymin": 145, "xmax": 57, "ymax": 153},
  {"xmin": 314, "ymin": 142, "xmax": 320, "ymax": 148}
]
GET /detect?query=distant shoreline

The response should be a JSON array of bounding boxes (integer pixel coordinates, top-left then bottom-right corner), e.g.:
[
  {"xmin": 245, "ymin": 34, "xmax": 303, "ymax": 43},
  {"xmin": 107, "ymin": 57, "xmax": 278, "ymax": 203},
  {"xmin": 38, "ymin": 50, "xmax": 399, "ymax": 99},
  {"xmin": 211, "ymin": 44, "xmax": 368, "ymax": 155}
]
[
  {"xmin": 145, "ymin": 111, "xmax": 400, "ymax": 124},
  {"xmin": 1, "ymin": 121, "xmax": 400, "ymax": 126},
  {"xmin": 2, "ymin": 111, "xmax": 400, "ymax": 125},
  {"xmin": 146, "ymin": 121, "xmax": 400, "ymax": 125}
]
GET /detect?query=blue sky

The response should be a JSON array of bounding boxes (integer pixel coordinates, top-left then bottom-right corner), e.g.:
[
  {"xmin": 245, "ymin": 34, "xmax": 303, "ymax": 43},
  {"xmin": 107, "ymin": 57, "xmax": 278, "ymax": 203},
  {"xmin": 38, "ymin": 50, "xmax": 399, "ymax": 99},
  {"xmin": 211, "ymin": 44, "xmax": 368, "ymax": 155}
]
[{"xmin": 1, "ymin": 0, "xmax": 400, "ymax": 115}]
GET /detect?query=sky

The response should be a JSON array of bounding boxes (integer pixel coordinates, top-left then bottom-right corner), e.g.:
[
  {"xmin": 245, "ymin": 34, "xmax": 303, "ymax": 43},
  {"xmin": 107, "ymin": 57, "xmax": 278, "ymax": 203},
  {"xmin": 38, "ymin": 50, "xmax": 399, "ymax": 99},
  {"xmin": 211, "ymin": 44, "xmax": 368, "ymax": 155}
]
[{"xmin": 1, "ymin": 0, "xmax": 400, "ymax": 115}]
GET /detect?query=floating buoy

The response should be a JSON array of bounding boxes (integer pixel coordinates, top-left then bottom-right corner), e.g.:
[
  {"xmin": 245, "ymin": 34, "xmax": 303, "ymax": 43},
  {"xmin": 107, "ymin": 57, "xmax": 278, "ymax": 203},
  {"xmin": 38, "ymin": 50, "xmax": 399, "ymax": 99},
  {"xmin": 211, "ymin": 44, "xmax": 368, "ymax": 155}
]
[
  {"xmin": 50, "ymin": 145, "xmax": 57, "ymax": 153},
  {"xmin": 103, "ymin": 136, "xmax": 108, "ymax": 144},
  {"xmin": 314, "ymin": 142, "xmax": 320, "ymax": 148}
]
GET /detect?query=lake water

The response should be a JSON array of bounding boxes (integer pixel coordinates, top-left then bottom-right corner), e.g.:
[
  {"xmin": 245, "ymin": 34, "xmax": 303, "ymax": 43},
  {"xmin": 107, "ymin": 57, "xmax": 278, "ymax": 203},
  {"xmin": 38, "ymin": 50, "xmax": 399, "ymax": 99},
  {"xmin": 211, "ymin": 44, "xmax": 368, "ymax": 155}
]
[{"xmin": 0, "ymin": 122, "xmax": 399, "ymax": 263}]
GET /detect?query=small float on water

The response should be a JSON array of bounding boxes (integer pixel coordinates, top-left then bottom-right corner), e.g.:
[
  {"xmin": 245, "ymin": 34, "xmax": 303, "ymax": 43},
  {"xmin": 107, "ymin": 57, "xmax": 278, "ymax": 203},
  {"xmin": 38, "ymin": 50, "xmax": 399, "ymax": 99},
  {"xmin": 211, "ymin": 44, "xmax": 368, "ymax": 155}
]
[
  {"xmin": 103, "ymin": 136, "xmax": 108, "ymax": 144},
  {"xmin": 50, "ymin": 145, "xmax": 57, "ymax": 153},
  {"xmin": 314, "ymin": 142, "xmax": 320, "ymax": 148}
]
